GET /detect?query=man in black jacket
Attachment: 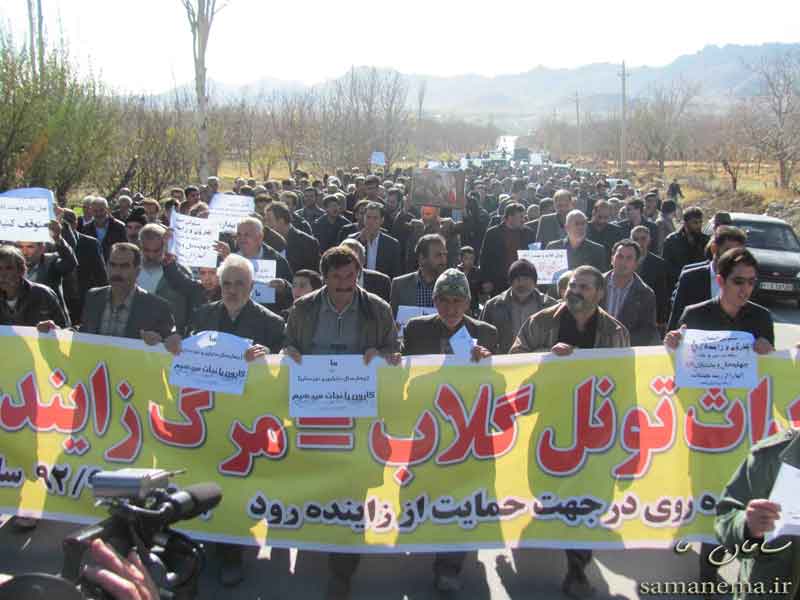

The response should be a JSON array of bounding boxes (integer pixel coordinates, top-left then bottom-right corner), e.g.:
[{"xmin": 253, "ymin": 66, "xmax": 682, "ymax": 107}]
[
  {"xmin": 661, "ymin": 206, "xmax": 708, "ymax": 283},
  {"xmin": 546, "ymin": 210, "xmax": 608, "ymax": 272},
  {"xmin": 632, "ymin": 226, "xmax": 670, "ymax": 333},
  {"xmin": 614, "ymin": 198, "xmax": 658, "ymax": 252},
  {"xmin": 340, "ymin": 238, "xmax": 391, "ymax": 302},
  {"xmin": 80, "ymin": 197, "xmax": 127, "ymax": 261},
  {"xmin": 60, "ymin": 209, "xmax": 108, "ymax": 326},
  {"xmin": 479, "ymin": 203, "xmax": 537, "ymax": 296},
  {"xmin": 264, "ymin": 201, "xmax": 320, "ymax": 274},
  {"xmin": 667, "ymin": 226, "xmax": 747, "ymax": 330},
  {"xmin": 17, "ymin": 219, "xmax": 77, "ymax": 316},
  {"xmin": 0, "ymin": 245, "xmax": 67, "ymax": 328},
  {"xmin": 313, "ymin": 195, "xmax": 351, "ymax": 252},
  {"xmin": 347, "ymin": 202, "xmax": 402, "ymax": 280},
  {"xmin": 666, "ymin": 247, "xmax": 774, "ymax": 353}
]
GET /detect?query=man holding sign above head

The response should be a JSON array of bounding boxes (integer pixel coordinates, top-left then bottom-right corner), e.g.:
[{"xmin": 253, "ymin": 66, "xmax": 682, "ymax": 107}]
[
  {"xmin": 16, "ymin": 217, "xmax": 77, "ymax": 318},
  {"xmin": 546, "ymin": 209, "xmax": 608, "ymax": 272}
]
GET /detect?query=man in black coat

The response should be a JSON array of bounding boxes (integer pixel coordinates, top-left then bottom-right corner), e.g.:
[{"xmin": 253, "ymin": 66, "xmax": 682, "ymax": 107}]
[
  {"xmin": 661, "ymin": 206, "xmax": 709, "ymax": 283},
  {"xmin": 586, "ymin": 199, "xmax": 623, "ymax": 263},
  {"xmin": 347, "ymin": 202, "xmax": 402, "ymax": 280},
  {"xmin": 478, "ymin": 203, "xmax": 537, "ymax": 296},
  {"xmin": 546, "ymin": 210, "xmax": 608, "ymax": 272},
  {"xmin": 60, "ymin": 210, "xmax": 108, "ymax": 326},
  {"xmin": 340, "ymin": 239, "xmax": 391, "ymax": 303},
  {"xmin": 264, "ymin": 201, "xmax": 320, "ymax": 274},
  {"xmin": 667, "ymin": 226, "xmax": 747, "ymax": 330},
  {"xmin": 313, "ymin": 195, "xmax": 351, "ymax": 252},
  {"xmin": 0, "ymin": 245, "xmax": 67, "ymax": 328},
  {"xmin": 79, "ymin": 197, "xmax": 127, "ymax": 262},
  {"xmin": 614, "ymin": 198, "xmax": 658, "ymax": 253},
  {"xmin": 632, "ymin": 226, "xmax": 670, "ymax": 332},
  {"xmin": 16, "ymin": 219, "xmax": 77, "ymax": 316}
]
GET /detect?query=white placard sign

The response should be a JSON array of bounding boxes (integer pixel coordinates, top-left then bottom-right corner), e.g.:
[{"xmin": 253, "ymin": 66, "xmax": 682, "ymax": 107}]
[
  {"xmin": 169, "ymin": 212, "xmax": 219, "ymax": 268},
  {"xmin": 289, "ymin": 355, "xmax": 378, "ymax": 418},
  {"xmin": 250, "ymin": 259, "xmax": 276, "ymax": 304},
  {"xmin": 674, "ymin": 329, "xmax": 758, "ymax": 389},
  {"xmin": 208, "ymin": 193, "xmax": 255, "ymax": 233},
  {"xmin": 395, "ymin": 305, "xmax": 437, "ymax": 336},
  {"xmin": 517, "ymin": 249, "xmax": 569, "ymax": 284},
  {"xmin": 767, "ymin": 462, "xmax": 800, "ymax": 541},
  {"xmin": 169, "ymin": 331, "xmax": 252, "ymax": 395},
  {"xmin": 0, "ymin": 196, "xmax": 52, "ymax": 242}
]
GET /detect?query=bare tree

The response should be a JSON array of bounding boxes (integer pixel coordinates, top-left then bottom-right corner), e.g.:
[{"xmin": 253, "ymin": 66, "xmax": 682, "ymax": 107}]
[
  {"xmin": 631, "ymin": 79, "xmax": 700, "ymax": 172},
  {"xmin": 417, "ymin": 79, "xmax": 426, "ymax": 121},
  {"xmin": 268, "ymin": 90, "xmax": 315, "ymax": 175},
  {"xmin": 26, "ymin": 0, "xmax": 36, "ymax": 79},
  {"xmin": 180, "ymin": 0, "xmax": 226, "ymax": 181},
  {"xmin": 36, "ymin": 0, "xmax": 44, "ymax": 80},
  {"xmin": 742, "ymin": 51, "xmax": 800, "ymax": 188}
]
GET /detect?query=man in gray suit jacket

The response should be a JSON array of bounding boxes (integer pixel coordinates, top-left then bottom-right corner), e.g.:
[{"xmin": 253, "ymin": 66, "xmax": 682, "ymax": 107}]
[
  {"xmin": 390, "ymin": 233, "xmax": 448, "ymax": 317},
  {"xmin": 535, "ymin": 189, "xmax": 574, "ymax": 246},
  {"xmin": 602, "ymin": 239, "xmax": 659, "ymax": 346},
  {"xmin": 80, "ymin": 243, "xmax": 175, "ymax": 342}
]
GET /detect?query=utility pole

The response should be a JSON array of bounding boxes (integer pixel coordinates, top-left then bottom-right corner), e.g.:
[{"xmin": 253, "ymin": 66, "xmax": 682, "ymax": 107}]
[
  {"xmin": 574, "ymin": 91, "xmax": 582, "ymax": 158},
  {"xmin": 619, "ymin": 61, "xmax": 626, "ymax": 171}
]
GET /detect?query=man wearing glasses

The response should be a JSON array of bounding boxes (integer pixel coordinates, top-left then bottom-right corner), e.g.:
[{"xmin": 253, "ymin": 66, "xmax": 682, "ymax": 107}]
[{"xmin": 665, "ymin": 246, "xmax": 774, "ymax": 355}]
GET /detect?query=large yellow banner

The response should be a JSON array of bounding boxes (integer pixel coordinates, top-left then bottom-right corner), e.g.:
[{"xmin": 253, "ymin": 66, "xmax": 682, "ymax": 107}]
[{"xmin": 1, "ymin": 325, "xmax": 799, "ymax": 552}]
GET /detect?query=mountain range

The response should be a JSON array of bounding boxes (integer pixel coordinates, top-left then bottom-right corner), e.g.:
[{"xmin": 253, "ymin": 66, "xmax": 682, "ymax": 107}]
[{"xmin": 168, "ymin": 42, "xmax": 799, "ymax": 125}]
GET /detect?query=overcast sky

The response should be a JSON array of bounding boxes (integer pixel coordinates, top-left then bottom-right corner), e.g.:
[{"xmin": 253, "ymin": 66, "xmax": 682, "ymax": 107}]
[{"xmin": 1, "ymin": 0, "xmax": 797, "ymax": 94}]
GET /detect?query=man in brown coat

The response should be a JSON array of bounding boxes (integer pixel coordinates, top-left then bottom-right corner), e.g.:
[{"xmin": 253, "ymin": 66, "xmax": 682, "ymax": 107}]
[
  {"xmin": 282, "ymin": 246, "xmax": 399, "ymax": 600},
  {"xmin": 509, "ymin": 265, "xmax": 629, "ymax": 599}
]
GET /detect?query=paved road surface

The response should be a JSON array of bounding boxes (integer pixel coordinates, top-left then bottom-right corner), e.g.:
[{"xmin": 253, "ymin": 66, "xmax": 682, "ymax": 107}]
[
  {"xmin": 0, "ymin": 514, "xmax": 736, "ymax": 599},
  {"xmin": 2, "ymin": 298, "xmax": 797, "ymax": 599}
]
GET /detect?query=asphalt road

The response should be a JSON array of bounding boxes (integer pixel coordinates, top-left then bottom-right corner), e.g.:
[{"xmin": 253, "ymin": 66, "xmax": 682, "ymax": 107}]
[
  {"xmin": 0, "ymin": 514, "xmax": 736, "ymax": 600},
  {"xmin": 2, "ymin": 300, "xmax": 798, "ymax": 599}
]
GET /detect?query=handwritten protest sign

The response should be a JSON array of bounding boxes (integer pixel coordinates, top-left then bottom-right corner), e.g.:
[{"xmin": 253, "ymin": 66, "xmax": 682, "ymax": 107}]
[
  {"xmin": 251, "ymin": 259, "xmax": 276, "ymax": 304},
  {"xmin": 0, "ymin": 190, "xmax": 54, "ymax": 242},
  {"xmin": 169, "ymin": 212, "xmax": 219, "ymax": 268},
  {"xmin": 208, "ymin": 193, "xmax": 255, "ymax": 233},
  {"xmin": 517, "ymin": 249, "xmax": 569, "ymax": 284},
  {"xmin": 410, "ymin": 168, "xmax": 466, "ymax": 209},
  {"xmin": 289, "ymin": 355, "xmax": 378, "ymax": 417},
  {"xmin": 169, "ymin": 331, "xmax": 252, "ymax": 395},
  {"xmin": 675, "ymin": 329, "xmax": 758, "ymax": 389}
]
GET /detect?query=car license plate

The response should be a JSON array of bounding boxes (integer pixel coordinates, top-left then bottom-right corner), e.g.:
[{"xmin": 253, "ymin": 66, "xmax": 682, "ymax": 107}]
[{"xmin": 760, "ymin": 281, "xmax": 794, "ymax": 291}]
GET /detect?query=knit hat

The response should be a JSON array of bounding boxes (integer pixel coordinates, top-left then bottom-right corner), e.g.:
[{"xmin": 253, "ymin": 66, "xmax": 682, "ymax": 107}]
[{"xmin": 433, "ymin": 268, "xmax": 470, "ymax": 300}]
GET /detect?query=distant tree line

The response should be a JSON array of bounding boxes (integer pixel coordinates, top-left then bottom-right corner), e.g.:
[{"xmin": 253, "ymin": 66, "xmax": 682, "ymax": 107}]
[
  {"xmin": 0, "ymin": 27, "xmax": 500, "ymax": 202},
  {"xmin": 532, "ymin": 50, "xmax": 800, "ymax": 190}
]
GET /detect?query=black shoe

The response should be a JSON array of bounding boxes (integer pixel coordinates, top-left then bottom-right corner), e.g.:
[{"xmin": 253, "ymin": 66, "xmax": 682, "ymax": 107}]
[
  {"xmin": 325, "ymin": 574, "xmax": 352, "ymax": 600},
  {"xmin": 218, "ymin": 545, "xmax": 245, "ymax": 587}
]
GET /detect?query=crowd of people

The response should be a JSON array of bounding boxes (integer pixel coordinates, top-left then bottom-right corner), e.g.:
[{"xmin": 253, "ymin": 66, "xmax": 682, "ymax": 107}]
[{"xmin": 0, "ymin": 163, "xmax": 789, "ymax": 599}]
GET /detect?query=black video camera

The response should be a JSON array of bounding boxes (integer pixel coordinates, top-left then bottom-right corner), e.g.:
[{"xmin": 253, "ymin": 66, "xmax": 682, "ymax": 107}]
[{"xmin": 0, "ymin": 468, "xmax": 222, "ymax": 600}]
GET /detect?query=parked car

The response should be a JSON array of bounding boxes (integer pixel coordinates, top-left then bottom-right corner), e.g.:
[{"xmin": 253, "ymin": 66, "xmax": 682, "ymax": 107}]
[{"xmin": 705, "ymin": 212, "xmax": 800, "ymax": 306}]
